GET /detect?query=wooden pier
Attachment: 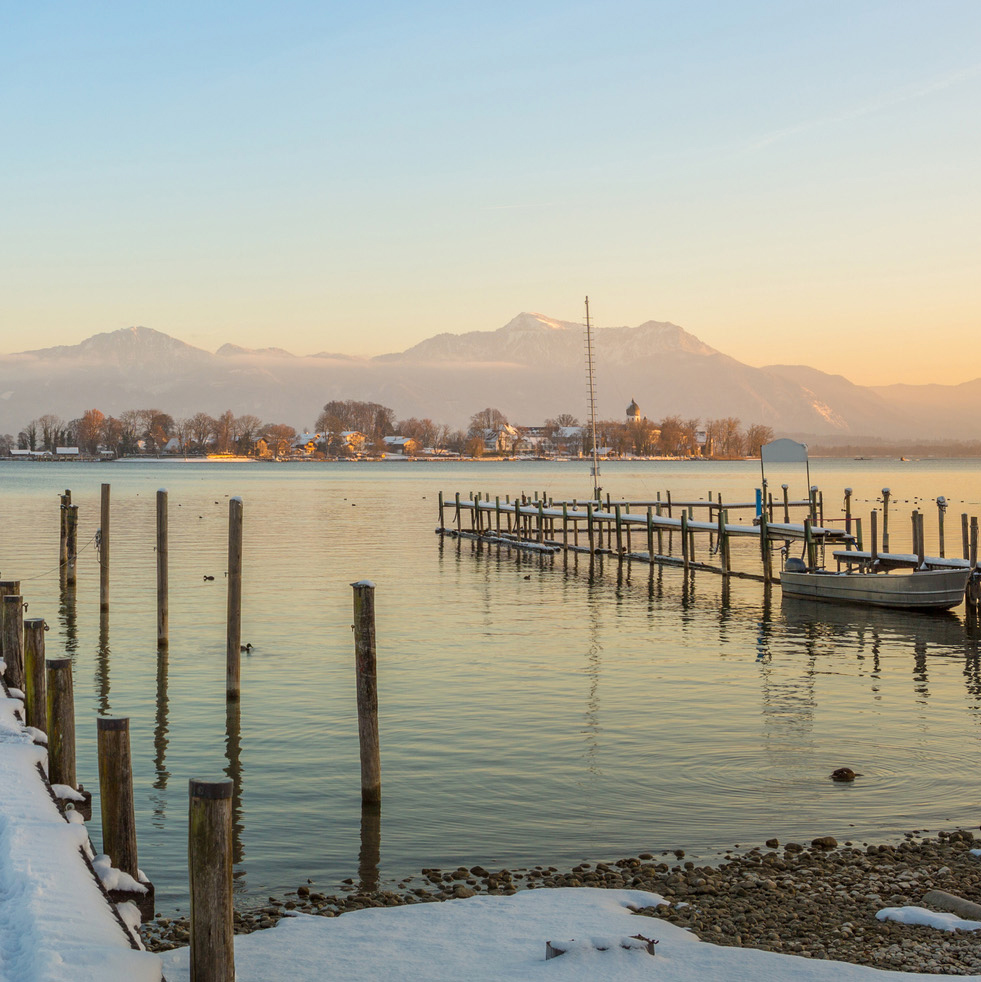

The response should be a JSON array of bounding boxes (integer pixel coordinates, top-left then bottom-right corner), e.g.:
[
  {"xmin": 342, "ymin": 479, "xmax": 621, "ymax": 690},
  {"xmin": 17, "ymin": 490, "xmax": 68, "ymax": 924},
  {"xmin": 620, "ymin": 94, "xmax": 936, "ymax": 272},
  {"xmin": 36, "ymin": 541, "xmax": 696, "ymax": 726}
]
[{"xmin": 436, "ymin": 489, "xmax": 981, "ymax": 606}]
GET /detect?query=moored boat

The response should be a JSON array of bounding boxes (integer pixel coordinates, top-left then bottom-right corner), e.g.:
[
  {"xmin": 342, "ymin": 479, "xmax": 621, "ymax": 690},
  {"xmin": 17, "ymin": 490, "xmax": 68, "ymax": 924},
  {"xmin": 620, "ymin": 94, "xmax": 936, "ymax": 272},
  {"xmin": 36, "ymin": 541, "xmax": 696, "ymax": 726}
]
[{"xmin": 780, "ymin": 558, "xmax": 973, "ymax": 611}]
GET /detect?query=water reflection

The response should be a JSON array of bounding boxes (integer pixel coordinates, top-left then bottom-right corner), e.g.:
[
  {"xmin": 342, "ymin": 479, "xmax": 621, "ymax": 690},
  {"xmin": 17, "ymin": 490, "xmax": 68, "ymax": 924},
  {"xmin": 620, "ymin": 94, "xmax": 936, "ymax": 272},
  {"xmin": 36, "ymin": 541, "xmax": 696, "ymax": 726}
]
[
  {"xmin": 58, "ymin": 569, "xmax": 78, "ymax": 662},
  {"xmin": 95, "ymin": 608, "xmax": 110, "ymax": 715},
  {"xmin": 358, "ymin": 803, "xmax": 381, "ymax": 894},
  {"xmin": 152, "ymin": 646, "xmax": 170, "ymax": 801},
  {"xmin": 224, "ymin": 698, "xmax": 245, "ymax": 876}
]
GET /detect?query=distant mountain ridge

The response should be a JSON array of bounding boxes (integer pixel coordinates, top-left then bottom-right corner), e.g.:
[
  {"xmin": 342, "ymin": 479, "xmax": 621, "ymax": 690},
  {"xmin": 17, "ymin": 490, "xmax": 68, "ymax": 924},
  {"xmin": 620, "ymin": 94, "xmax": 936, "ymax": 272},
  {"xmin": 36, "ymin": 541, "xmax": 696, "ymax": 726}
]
[{"xmin": 0, "ymin": 315, "xmax": 975, "ymax": 439}]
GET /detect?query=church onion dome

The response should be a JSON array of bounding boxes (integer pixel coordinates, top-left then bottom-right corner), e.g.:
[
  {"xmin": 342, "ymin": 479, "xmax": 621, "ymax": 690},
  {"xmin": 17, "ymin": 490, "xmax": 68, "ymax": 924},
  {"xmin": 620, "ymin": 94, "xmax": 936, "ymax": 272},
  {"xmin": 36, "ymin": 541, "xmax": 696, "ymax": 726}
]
[{"xmin": 626, "ymin": 398, "xmax": 640, "ymax": 419}]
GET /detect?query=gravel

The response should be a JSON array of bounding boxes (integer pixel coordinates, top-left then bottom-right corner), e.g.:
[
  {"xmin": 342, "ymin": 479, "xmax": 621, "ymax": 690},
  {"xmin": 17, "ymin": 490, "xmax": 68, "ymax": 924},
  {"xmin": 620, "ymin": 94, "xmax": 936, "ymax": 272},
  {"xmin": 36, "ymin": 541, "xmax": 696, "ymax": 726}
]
[{"xmin": 141, "ymin": 827, "xmax": 981, "ymax": 974}]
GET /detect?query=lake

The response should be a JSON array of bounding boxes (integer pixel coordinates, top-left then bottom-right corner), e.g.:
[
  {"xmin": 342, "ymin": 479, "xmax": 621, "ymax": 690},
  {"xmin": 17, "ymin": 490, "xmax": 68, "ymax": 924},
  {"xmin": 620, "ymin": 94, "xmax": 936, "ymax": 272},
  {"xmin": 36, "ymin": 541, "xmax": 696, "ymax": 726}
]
[{"xmin": 1, "ymin": 457, "xmax": 979, "ymax": 914}]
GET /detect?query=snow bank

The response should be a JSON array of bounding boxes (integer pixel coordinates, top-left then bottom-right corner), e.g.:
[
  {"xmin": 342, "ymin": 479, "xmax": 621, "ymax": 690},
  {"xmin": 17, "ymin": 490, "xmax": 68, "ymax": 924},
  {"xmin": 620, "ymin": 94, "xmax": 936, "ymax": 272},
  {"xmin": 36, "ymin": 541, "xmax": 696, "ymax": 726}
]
[
  {"xmin": 160, "ymin": 887, "xmax": 980, "ymax": 982},
  {"xmin": 0, "ymin": 694, "xmax": 162, "ymax": 982}
]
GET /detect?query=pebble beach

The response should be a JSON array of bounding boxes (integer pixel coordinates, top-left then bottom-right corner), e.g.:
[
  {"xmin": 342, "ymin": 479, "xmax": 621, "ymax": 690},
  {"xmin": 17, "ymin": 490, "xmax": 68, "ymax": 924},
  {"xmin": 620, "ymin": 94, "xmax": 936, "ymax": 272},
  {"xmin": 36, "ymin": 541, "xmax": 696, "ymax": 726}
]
[{"xmin": 143, "ymin": 827, "xmax": 981, "ymax": 975}]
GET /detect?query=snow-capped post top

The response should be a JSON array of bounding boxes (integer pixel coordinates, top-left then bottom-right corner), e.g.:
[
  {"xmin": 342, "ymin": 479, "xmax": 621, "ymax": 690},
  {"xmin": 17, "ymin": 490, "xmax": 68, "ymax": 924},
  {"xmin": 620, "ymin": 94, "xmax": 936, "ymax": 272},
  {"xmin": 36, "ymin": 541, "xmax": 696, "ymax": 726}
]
[
  {"xmin": 230, "ymin": 495, "xmax": 243, "ymax": 503},
  {"xmin": 351, "ymin": 579, "xmax": 376, "ymax": 589},
  {"xmin": 158, "ymin": 487, "xmax": 167, "ymax": 494}
]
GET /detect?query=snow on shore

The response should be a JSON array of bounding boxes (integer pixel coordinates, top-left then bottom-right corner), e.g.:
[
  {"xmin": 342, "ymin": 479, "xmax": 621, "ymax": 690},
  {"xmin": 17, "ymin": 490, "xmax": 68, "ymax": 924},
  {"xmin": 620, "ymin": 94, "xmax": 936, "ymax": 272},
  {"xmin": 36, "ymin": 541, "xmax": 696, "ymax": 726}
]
[
  {"xmin": 160, "ymin": 887, "xmax": 981, "ymax": 982},
  {"xmin": 0, "ymin": 693, "xmax": 162, "ymax": 982}
]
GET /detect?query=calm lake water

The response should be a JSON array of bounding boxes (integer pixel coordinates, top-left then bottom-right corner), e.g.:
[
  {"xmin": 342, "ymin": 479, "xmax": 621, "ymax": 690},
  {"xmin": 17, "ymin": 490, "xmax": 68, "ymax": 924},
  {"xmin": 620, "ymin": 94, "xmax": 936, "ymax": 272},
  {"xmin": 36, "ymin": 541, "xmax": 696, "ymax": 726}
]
[{"xmin": 1, "ymin": 458, "xmax": 980, "ymax": 914}]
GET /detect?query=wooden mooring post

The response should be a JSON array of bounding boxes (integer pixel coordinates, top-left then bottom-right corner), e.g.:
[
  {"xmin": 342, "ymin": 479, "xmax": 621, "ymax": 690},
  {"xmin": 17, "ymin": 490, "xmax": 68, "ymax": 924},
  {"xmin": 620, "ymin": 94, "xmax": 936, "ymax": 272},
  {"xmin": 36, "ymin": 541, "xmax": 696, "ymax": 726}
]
[
  {"xmin": 2, "ymin": 593, "xmax": 25, "ymax": 692},
  {"xmin": 59, "ymin": 490, "xmax": 71, "ymax": 567},
  {"xmin": 46, "ymin": 658, "xmax": 77, "ymax": 789},
  {"xmin": 157, "ymin": 489, "xmax": 169, "ymax": 648},
  {"xmin": 352, "ymin": 580, "xmax": 381, "ymax": 804},
  {"xmin": 844, "ymin": 488, "xmax": 852, "ymax": 538},
  {"xmin": 962, "ymin": 514, "xmax": 970, "ymax": 561},
  {"xmin": 97, "ymin": 717, "xmax": 138, "ymax": 872},
  {"xmin": 65, "ymin": 504, "xmax": 79, "ymax": 585},
  {"xmin": 23, "ymin": 618, "xmax": 46, "ymax": 731},
  {"xmin": 189, "ymin": 778, "xmax": 235, "ymax": 982},
  {"xmin": 937, "ymin": 496, "xmax": 946, "ymax": 558},
  {"xmin": 0, "ymin": 579, "xmax": 21, "ymax": 676},
  {"xmin": 100, "ymin": 483, "xmax": 110, "ymax": 610},
  {"xmin": 226, "ymin": 497, "xmax": 243, "ymax": 700}
]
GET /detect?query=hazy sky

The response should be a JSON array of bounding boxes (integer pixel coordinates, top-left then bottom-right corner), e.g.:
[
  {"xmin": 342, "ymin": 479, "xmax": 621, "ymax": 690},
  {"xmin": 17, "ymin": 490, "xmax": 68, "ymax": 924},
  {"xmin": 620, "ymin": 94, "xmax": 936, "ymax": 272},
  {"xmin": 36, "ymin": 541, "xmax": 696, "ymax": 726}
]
[{"xmin": 2, "ymin": 1, "xmax": 979, "ymax": 385}]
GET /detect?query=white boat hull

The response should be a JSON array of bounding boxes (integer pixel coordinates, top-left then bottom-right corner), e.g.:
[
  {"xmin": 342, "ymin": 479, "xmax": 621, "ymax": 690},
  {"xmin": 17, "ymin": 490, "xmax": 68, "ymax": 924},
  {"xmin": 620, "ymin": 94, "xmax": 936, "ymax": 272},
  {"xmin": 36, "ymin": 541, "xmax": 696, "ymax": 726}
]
[{"xmin": 780, "ymin": 568, "xmax": 972, "ymax": 611}]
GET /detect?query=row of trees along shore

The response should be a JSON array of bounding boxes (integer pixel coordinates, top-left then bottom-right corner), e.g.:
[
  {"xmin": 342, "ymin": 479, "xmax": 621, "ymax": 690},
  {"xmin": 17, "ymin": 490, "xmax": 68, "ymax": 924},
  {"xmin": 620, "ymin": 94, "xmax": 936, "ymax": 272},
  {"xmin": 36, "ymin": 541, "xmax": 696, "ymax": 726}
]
[{"xmin": 0, "ymin": 402, "xmax": 776, "ymax": 458}]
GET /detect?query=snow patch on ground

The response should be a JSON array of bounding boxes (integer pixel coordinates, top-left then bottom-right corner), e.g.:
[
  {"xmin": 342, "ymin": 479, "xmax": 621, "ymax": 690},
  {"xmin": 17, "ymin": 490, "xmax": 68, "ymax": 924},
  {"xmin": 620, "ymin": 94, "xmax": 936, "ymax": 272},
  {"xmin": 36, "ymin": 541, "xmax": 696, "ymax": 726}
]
[{"xmin": 160, "ymin": 887, "xmax": 981, "ymax": 982}]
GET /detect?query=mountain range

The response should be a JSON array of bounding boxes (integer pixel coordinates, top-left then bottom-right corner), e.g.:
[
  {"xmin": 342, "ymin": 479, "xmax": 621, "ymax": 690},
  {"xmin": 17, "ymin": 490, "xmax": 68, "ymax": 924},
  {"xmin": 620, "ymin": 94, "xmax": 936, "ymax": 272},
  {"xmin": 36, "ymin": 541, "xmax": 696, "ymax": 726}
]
[{"xmin": 0, "ymin": 313, "xmax": 976, "ymax": 440}]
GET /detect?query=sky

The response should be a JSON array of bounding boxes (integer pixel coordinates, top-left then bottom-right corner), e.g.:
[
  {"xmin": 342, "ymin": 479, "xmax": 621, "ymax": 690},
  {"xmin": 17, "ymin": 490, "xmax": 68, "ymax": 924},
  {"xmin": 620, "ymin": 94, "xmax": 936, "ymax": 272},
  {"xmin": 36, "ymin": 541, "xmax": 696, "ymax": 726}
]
[{"xmin": 2, "ymin": 1, "xmax": 979, "ymax": 385}]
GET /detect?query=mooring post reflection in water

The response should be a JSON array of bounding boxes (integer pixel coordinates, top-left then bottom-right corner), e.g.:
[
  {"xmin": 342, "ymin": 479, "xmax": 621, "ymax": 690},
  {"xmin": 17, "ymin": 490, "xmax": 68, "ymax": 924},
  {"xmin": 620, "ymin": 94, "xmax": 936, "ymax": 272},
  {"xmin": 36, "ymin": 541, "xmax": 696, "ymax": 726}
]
[
  {"xmin": 95, "ymin": 607, "xmax": 110, "ymax": 715},
  {"xmin": 153, "ymin": 645, "xmax": 170, "ymax": 795},
  {"xmin": 358, "ymin": 802, "xmax": 381, "ymax": 894},
  {"xmin": 224, "ymin": 697, "xmax": 245, "ymax": 872},
  {"xmin": 58, "ymin": 567, "xmax": 78, "ymax": 662}
]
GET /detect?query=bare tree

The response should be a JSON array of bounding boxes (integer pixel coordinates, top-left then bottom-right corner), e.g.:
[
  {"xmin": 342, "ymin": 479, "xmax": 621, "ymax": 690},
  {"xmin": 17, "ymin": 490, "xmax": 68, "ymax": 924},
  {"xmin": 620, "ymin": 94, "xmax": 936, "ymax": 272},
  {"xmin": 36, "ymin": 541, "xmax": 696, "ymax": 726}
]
[
  {"xmin": 468, "ymin": 407, "xmax": 508, "ymax": 435},
  {"xmin": 744, "ymin": 423, "xmax": 775, "ymax": 457},
  {"xmin": 37, "ymin": 414, "xmax": 63, "ymax": 452},
  {"xmin": 188, "ymin": 412, "xmax": 216, "ymax": 450}
]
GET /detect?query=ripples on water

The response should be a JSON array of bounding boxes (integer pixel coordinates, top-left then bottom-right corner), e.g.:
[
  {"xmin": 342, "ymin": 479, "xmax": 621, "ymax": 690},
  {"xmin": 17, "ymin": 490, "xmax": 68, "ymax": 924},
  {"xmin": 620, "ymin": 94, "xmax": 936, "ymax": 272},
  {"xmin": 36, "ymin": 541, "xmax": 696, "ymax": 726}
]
[{"xmin": 1, "ymin": 458, "xmax": 979, "ymax": 913}]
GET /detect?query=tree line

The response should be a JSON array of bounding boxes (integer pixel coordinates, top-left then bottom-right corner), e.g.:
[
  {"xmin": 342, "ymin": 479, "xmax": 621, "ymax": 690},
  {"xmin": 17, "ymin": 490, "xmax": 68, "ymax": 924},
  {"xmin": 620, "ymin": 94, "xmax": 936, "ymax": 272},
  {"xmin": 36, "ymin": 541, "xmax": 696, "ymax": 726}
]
[{"xmin": 0, "ymin": 401, "xmax": 775, "ymax": 458}]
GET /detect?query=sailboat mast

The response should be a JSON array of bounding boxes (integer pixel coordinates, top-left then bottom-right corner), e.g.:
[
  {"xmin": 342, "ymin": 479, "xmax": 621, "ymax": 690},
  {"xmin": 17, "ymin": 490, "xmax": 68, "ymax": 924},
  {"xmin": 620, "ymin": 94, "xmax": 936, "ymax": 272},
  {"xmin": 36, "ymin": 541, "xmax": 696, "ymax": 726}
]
[{"xmin": 584, "ymin": 295, "xmax": 600, "ymax": 499}]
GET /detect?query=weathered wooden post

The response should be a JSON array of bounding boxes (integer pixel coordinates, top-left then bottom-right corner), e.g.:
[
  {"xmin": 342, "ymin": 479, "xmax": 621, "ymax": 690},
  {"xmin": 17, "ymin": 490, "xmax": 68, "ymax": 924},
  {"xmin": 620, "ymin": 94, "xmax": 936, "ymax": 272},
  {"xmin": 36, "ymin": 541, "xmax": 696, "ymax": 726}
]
[
  {"xmin": 157, "ymin": 489, "xmax": 169, "ymax": 648},
  {"xmin": 614, "ymin": 504, "xmax": 623, "ymax": 555},
  {"xmin": 0, "ymin": 579, "xmax": 21, "ymax": 668},
  {"xmin": 496, "ymin": 497, "xmax": 502, "ymax": 535},
  {"xmin": 437, "ymin": 491, "xmax": 444, "ymax": 530},
  {"xmin": 721, "ymin": 508, "xmax": 732, "ymax": 575},
  {"xmin": 586, "ymin": 502, "xmax": 595, "ymax": 554},
  {"xmin": 562, "ymin": 503, "xmax": 569, "ymax": 550},
  {"xmin": 97, "ymin": 717, "xmax": 138, "ymax": 876},
  {"xmin": 870, "ymin": 510, "xmax": 879, "ymax": 566},
  {"xmin": 65, "ymin": 504, "xmax": 79, "ymax": 585},
  {"xmin": 23, "ymin": 618, "xmax": 46, "ymax": 731},
  {"xmin": 804, "ymin": 518, "xmax": 817, "ymax": 570},
  {"xmin": 189, "ymin": 778, "xmax": 235, "ymax": 982},
  {"xmin": 782, "ymin": 484, "xmax": 790, "ymax": 523},
  {"xmin": 808, "ymin": 486, "xmax": 818, "ymax": 525},
  {"xmin": 655, "ymin": 502, "xmax": 664, "ymax": 555},
  {"xmin": 963, "ymin": 513, "xmax": 970, "ymax": 560},
  {"xmin": 937, "ymin": 496, "xmax": 947, "ymax": 558},
  {"xmin": 855, "ymin": 516, "xmax": 863, "ymax": 552},
  {"xmin": 100, "ymin": 483, "xmax": 110, "ymax": 610},
  {"xmin": 881, "ymin": 488, "xmax": 891, "ymax": 553},
  {"xmin": 844, "ymin": 488, "xmax": 853, "ymax": 539},
  {"xmin": 646, "ymin": 506, "xmax": 654, "ymax": 559},
  {"xmin": 352, "ymin": 580, "xmax": 381, "ymax": 804},
  {"xmin": 59, "ymin": 490, "xmax": 72, "ymax": 567},
  {"xmin": 818, "ymin": 490, "xmax": 824, "ymax": 528},
  {"xmin": 2, "ymin": 594, "xmax": 25, "ymax": 692},
  {"xmin": 758, "ymin": 506, "xmax": 770, "ymax": 582},
  {"xmin": 538, "ymin": 500, "xmax": 545, "ymax": 544},
  {"xmin": 226, "ymin": 497, "xmax": 243, "ymax": 700},
  {"xmin": 46, "ymin": 658, "xmax": 76, "ymax": 789},
  {"xmin": 914, "ymin": 512, "xmax": 925, "ymax": 568},
  {"xmin": 680, "ymin": 512, "xmax": 690, "ymax": 571},
  {"xmin": 454, "ymin": 492, "xmax": 461, "ymax": 533},
  {"xmin": 971, "ymin": 518, "xmax": 979, "ymax": 570}
]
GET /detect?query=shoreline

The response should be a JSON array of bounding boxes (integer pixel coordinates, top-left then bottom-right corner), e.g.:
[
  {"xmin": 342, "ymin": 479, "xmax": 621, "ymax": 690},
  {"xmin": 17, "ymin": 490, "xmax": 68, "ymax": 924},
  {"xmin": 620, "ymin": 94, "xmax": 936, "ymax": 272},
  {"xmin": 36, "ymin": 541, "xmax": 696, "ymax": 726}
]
[{"xmin": 142, "ymin": 826, "xmax": 981, "ymax": 974}]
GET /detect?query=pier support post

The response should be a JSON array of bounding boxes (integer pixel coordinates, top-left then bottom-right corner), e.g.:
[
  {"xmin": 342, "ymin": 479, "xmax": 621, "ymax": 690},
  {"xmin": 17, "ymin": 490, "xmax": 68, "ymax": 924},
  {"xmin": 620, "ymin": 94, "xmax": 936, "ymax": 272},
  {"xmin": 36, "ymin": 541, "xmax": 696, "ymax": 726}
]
[
  {"xmin": 189, "ymin": 778, "xmax": 235, "ymax": 982},
  {"xmin": 157, "ymin": 489, "xmax": 169, "ymax": 648},
  {"xmin": 614, "ymin": 504, "xmax": 623, "ymax": 555},
  {"xmin": 870, "ymin": 511, "xmax": 879, "ymax": 566},
  {"xmin": 881, "ymin": 488, "xmax": 891, "ymax": 553},
  {"xmin": 971, "ymin": 518, "xmax": 978, "ymax": 570},
  {"xmin": 438, "ymin": 491, "xmax": 444, "ymax": 530},
  {"xmin": 586, "ymin": 503, "xmax": 595, "ymax": 555},
  {"xmin": 46, "ymin": 658, "xmax": 77, "ymax": 789},
  {"xmin": 680, "ymin": 512, "xmax": 690, "ymax": 571},
  {"xmin": 100, "ymin": 483, "xmax": 110, "ymax": 610},
  {"xmin": 782, "ymin": 484, "xmax": 790, "ymax": 523},
  {"xmin": 646, "ymin": 506, "xmax": 654, "ymax": 560},
  {"xmin": 0, "ymin": 580, "xmax": 21, "ymax": 675},
  {"xmin": 914, "ymin": 512, "xmax": 925, "ymax": 568},
  {"xmin": 962, "ymin": 513, "xmax": 969, "ymax": 560},
  {"xmin": 804, "ymin": 518, "xmax": 817, "ymax": 570},
  {"xmin": 2, "ymin": 594, "xmax": 25, "ymax": 692},
  {"xmin": 844, "ymin": 488, "xmax": 852, "ymax": 541},
  {"xmin": 937, "ymin": 496, "xmax": 946, "ymax": 558},
  {"xmin": 23, "ymin": 618, "xmax": 46, "ymax": 731},
  {"xmin": 226, "ymin": 497, "xmax": 243, "ymax": 700},
  {"xmin": 97, "ymin": 717, "xmax": 138, "ymax": 876}
]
